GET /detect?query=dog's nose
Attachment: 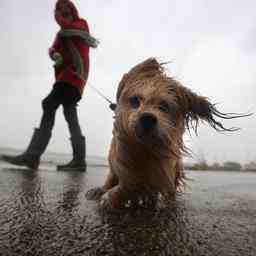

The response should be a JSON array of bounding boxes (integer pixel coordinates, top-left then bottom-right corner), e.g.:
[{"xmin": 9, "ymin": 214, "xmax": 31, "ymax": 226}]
[{"xmin": 140, "ymin": 113, "xmax": 157, "ymax": 131}]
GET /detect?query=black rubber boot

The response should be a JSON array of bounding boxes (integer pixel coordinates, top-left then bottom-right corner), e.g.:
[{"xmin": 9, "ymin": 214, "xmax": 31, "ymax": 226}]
[
  {"xmin": 57, "ymin": 136, "xmax": 87, "ymax": 171},
  {"xmin": 1, "ymin": 128, "xmax": 51, "ymax": 170}
]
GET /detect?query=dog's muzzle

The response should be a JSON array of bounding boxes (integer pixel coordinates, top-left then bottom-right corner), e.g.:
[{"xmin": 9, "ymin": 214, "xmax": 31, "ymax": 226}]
[{"xmin": 135, "ymin": 113, "xmax": 158, "ymax": 139}]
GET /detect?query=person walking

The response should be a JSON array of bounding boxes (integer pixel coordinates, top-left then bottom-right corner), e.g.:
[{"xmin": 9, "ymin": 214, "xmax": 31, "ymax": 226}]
[{"xmin": 2, "ymin": 0, "xmax": 98, "ymax": 171}]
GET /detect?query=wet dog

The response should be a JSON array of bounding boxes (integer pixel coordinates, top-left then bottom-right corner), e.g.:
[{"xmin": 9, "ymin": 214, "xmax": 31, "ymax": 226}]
[{"xmin": 86, "ymin": 58, "xmax": 247, "ymax": 209}]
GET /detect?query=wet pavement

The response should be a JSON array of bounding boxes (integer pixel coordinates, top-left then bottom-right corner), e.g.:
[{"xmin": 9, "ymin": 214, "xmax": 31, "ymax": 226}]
[{"xmin": 0, "ymin": 162, "xmax": 255, "ymax": 256}]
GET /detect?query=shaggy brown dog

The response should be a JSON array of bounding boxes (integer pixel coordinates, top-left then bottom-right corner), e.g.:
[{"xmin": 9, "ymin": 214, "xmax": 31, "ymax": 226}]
[{"xmin": 86, "ymin": 58, "xmax": 247, "ymax": 208}]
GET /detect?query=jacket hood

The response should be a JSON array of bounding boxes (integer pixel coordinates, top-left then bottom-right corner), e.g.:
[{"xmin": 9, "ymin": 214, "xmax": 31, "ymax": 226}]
[{"xmin": 56, "ymin": 0, "xmax": 80, "ymax": 20}]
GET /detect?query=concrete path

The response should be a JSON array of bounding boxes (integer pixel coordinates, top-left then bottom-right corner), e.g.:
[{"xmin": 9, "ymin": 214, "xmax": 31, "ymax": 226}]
[{"xmin": 0, "ymin": 164, "xmax": 255, "ymax": 256}]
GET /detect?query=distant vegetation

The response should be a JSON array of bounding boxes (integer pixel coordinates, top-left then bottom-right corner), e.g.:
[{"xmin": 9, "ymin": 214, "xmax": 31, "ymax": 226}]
[{"xmin": 186, "ymin": 161, "xmax": 256, "ymax": 171}]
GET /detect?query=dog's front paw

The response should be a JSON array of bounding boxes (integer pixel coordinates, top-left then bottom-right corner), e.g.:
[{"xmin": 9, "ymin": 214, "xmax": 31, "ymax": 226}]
[
  {"xmin": 86, "ymin": 187, "xmax": 105, "ymax": 200},
  {"xmin": 99, "ymin": 187, "xmax": 125, "ymax": 210},
  {"xmin": 99, "ymin": 192, "xmax": 113, "ymax": 210}
]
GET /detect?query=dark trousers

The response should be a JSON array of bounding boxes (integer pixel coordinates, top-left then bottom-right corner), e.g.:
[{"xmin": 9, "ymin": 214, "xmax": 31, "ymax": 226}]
[{"xmin": 40, "ymin": 82, "xmax": 83, "ymax": 137}]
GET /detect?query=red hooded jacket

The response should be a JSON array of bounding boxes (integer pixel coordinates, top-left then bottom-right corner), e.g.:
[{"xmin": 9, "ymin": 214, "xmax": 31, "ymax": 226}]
[{"xmin": 49, "ymin": 1, "xmax": 90, "ymax": 95}]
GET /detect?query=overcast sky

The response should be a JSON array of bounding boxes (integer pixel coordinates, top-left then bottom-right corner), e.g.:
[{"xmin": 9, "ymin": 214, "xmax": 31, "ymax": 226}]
[{"xmin": 0, "ymin": 0, "xmax": 255, "ymax": 164}]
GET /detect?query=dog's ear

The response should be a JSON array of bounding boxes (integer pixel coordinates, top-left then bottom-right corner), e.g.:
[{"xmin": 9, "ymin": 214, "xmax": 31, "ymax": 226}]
[{"xmin": 177, "ymin": 85, "xmax": 250, "ymax": 133}]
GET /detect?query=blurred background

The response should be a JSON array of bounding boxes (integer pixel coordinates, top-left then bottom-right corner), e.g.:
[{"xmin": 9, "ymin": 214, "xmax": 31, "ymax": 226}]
[{"xmin": 0, "ymin": 0, "xmax": 255, "ymax": 167}]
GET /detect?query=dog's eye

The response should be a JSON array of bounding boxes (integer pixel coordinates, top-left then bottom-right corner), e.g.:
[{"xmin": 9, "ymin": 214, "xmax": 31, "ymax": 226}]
[
  {"xmin": 159, "ymin": 101, "xmax": 170, "ymax": 113},
  {"xmin": 129, "ymin": 96, "xmax": 141, "ymax": 108}
]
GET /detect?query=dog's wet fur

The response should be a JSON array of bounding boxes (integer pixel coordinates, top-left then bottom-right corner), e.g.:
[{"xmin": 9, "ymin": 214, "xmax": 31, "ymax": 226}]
[{"xmin": 86, "ymin": 58, "xmax": 249, "ymax": 209}]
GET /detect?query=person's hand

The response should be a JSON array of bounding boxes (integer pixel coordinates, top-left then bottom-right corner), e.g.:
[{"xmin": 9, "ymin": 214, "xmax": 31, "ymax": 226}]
[{"xmin": 52, "ymin": 52, "xmax": 63, "ymax": 66}]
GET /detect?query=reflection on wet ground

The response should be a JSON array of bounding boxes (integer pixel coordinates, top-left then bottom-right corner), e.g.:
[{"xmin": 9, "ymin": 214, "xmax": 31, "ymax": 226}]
[{"xmin": 0, "ymin": 166, "xmax": 255, "ymax": 256}]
